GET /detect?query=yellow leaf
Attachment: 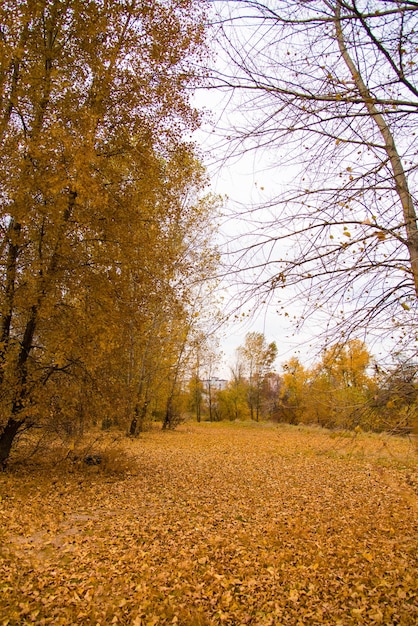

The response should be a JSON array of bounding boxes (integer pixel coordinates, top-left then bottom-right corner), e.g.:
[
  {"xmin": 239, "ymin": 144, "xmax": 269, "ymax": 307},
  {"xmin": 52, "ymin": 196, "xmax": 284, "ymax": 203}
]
[{"xmin": 369, "ymin": 608, "xmax": 384, "ymax": 622}]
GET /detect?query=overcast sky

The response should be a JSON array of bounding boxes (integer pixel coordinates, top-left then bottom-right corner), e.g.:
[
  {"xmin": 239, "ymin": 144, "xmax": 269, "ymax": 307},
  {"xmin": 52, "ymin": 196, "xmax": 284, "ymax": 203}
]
[
  {"xmin": 191, "ymin": 85, "xmax": 342, "ymax": 376},
  {"xmin": 190, "ymin": 2, "xmax": 414, "ymax": 377}
]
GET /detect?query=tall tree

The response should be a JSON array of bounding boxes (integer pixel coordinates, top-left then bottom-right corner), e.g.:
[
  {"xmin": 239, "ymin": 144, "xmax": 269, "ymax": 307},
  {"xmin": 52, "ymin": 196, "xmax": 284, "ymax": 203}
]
[
  {"xmin": 277, "ymin": 343, "xmax": 375, "ymax": 429},
  {"xmin": 0, "ymin": 0, "xmax": 210, "ymax": 466},
  {"xmin": 306, "ymin": 339, "xmax": 372, "ymax": 428},
  {"xmin": 238, "ymin": 331, "xmax": 277, "ymax": 420},
  {"xmin": 209, "ymin": 1, "xmax": 418, "ymax": 355}
]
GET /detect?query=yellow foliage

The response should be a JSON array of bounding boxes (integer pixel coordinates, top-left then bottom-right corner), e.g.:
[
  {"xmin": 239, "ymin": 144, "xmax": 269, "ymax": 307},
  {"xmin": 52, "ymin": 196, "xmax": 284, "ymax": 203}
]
[{"xmin": 0, "ymin": 0, "xmax": 216, "ymax": 462}]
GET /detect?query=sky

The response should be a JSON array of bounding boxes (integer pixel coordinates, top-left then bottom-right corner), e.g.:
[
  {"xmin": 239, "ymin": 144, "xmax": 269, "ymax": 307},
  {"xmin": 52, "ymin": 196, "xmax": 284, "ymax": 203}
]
[
  {"xmin": 188, "ymin": 2, "xmax": 418, "ymax": 379},
  {"xmin": 188, "ymin": 5, "xmax": 341, "ymax": 376},
  {"xmin": 191, "ymin": 87, "xmax": 332, "ymax": 377}
]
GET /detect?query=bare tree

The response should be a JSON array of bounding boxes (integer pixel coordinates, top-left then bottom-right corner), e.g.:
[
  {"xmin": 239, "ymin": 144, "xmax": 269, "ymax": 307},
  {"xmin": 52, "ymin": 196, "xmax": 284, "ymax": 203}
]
[{"xmin": 208, "ymin": 0, "xmax": 418, "ymax": 357}]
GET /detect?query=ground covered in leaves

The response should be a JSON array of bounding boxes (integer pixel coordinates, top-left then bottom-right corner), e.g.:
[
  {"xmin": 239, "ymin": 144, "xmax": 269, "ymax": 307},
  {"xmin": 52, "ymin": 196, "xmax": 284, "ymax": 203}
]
[{"xmin": 0, "ymin": 422, "xmax": 417, "ymax": 625}]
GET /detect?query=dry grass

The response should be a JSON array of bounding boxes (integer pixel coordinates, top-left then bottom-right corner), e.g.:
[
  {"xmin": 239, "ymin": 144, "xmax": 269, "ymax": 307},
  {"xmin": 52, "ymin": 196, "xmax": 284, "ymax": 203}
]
[{"xmin": 0, "ymin": 422, "xmax": 417, "ymax": 625}]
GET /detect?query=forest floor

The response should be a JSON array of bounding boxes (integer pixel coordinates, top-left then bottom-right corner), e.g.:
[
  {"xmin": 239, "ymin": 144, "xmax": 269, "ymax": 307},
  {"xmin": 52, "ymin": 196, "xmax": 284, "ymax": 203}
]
[{"xmin": 0, "ymin": 422, "xmax": 417, "ymax": 625}]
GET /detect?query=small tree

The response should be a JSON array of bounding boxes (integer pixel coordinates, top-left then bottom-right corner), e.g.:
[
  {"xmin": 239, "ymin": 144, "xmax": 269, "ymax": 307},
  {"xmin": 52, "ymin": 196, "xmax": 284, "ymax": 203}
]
[
  {"xmin": 278, "ymin": 358, "xmax": 308, "ymax": 425},
  {"xmin": 278, "ymin": 341, "xmax": 378, "ymax": 430}
]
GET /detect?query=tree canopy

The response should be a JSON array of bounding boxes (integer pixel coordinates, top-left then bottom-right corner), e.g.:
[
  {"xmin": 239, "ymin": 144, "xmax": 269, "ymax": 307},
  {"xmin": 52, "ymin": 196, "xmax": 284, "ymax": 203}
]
[{"xmin": 0, "ymin": 0, "xmax": 216, "ymax": 466}]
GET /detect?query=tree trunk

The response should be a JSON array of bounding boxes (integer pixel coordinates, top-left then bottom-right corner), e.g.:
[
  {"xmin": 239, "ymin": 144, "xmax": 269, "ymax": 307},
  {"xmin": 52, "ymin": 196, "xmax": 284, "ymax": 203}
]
[
  {"xmin": 163, "ymin": 399, "xmax": 173, "ymax": 430},
  {"xmin": 0, "ymin": 418, "xmax": 23, "ymax": 469},
  {"xmin": 129, "ymin": 413, "xmax": 138, "ymax": 436},
  {"xmin": 208, "ymin": 383, "xmax": 213, "ymax": 421},
  {"xmin": 0, "ymin": 303, "xmax": 38, "ymax": 467},
  {"xmin": 129, "ymin": 400, "xmax": 149, "ymax": 436}
]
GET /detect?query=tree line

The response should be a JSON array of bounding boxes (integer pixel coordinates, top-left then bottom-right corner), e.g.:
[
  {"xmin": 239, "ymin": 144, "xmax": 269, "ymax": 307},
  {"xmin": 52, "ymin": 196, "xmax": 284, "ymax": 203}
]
[
  {"xmin": 187, "ymin": 333, "xmax": 417, "ymax": 433},
  {"xmin": 0, "ymin": 0, "xmax": 218, "ymax": 467}
]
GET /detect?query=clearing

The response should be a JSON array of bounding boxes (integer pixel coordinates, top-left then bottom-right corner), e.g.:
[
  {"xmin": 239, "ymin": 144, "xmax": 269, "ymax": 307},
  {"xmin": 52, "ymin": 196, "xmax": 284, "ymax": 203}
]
[{"xmin": 0, "ymin": 422, "xmax": 417, "ymax": 625}]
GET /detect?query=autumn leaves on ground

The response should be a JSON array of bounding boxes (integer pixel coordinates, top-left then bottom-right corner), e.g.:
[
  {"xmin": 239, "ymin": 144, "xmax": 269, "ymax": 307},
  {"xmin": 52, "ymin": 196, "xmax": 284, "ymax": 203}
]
[{"xmin": 1, "ymin": 423, "xmax": 417, "ymax": 626}]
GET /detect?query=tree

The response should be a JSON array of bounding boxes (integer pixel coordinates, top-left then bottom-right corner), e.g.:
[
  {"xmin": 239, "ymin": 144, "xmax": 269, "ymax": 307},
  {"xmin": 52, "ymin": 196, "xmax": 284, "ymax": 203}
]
[
  {"xmin": 209, "ymin": 1, "xmax": 418, "ymax": 356},
  {"xmin": 237, "ymin": 331, "xmax": 277, "ymax": 420},
  {"xmin": 261, "ymin": 371, "xmax": 282, "ymax": 421},
  {"xmin": 370, "ymin": 358, "xmax": 418, "ymax": 432},
  {"xmin": 277, "ymin": 341, "xmax": 381, "ymax": 429},
  {"xmin": 159, "ymin": 258, "xmax": 222, "ymax": 430},
  {"xmin": 320, "ymin": 339, "xmax": 371, "ymax": 390},
  {"xmin": 200, "ymin": 335, "xmax": 222, "ymax": 421},
  {"xmin": 278, "ymin": 358, "xmax": 308, "ymax": 425},
  {"xmin": 0, "ymin": 0, "xmax": 210, "ymax": 466},
  {"xmin": 216, "ymin": 376, "xmax": 250, "ymax": 421},
  {"xmin": 306, "ymin": 340, "xmax": 373, "ymax": 428},
  {"xmin": 188, "ymin": 373, "xmax": 204, "ymax": 423},
  {"xmin": 126, "ymin": 184, "xmax": 220, "ymax": 434}
]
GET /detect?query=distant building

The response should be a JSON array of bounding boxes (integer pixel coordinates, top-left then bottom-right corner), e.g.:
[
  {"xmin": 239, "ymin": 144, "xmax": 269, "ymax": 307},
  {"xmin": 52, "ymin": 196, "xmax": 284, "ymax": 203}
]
[{"xmin": 202, "ymin": 377, "xmax": 228, "ymax": 392}]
